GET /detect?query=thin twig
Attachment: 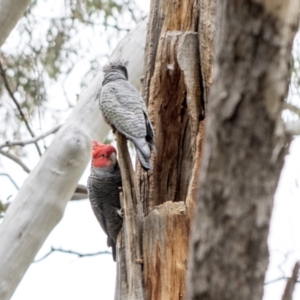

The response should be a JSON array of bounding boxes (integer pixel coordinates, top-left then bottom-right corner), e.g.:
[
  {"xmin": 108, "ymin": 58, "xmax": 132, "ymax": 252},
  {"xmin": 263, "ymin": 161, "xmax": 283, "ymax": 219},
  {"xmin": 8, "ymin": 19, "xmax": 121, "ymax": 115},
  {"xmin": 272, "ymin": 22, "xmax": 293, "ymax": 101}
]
[
  {"xmin": 0, "ymin": 60, "xmax": 42, "ymax": 156},
  {"xmin": 34, "ymin": 247, "xmax": 111, "ymax": 263},
  {"xmin": 0, "ymin": 201, "xmax": 10, "ymax": 213},
  {"xmin": 285, "ymin": 120, "xmax": 300, "ymax": 136},
  {"xmin": 0, "ymin": 173, "xmax": 19, "ymax": 189},
  {"xmin": 0, "ymin": 124, "xmax": 61, "ymax": 149},
  {"xmin": 265, "ymin": 277, "xmax": 289, "ymax": 285},
  {"xmin": 70, "ymin": 193, "xmax": 88, "ymax": 200},
  {"xmin": 123, "ymin": 0, "xmax": 138, "ymax": 23},
  {"xmin": 264, "ymin": 277, "xmax": 300, "ymax": 286},
  {"xmin": 71, "ymin": 184, "xmax": 88, "ymax": 200},
  {"xmin": 281, "ymin": 261, "xmax": 300, "ymax": 300},
  {"xmin": 0, "ymin": 150, "xmax": 31, "ymax": 173},
  {"xmin": 284, "ymin": 102, "xmax": 300, "ymax": 117}
]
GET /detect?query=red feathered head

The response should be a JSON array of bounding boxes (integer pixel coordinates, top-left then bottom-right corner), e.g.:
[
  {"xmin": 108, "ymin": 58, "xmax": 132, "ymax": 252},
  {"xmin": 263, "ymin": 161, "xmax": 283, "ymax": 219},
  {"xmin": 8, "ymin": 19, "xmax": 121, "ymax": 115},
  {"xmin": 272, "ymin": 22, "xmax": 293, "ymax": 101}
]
[{"xmin": 91, "ymin": 140, "xmax": 117, "ymax": 168}]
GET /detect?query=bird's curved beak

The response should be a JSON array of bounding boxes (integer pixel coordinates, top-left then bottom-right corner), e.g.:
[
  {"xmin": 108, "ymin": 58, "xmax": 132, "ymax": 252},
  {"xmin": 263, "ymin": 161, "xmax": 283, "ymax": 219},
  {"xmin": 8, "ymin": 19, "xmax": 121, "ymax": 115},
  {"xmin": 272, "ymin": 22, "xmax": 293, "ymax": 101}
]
[{"xmin": 110, "ymin": 152, "xmax": 117, "ymax": 166}]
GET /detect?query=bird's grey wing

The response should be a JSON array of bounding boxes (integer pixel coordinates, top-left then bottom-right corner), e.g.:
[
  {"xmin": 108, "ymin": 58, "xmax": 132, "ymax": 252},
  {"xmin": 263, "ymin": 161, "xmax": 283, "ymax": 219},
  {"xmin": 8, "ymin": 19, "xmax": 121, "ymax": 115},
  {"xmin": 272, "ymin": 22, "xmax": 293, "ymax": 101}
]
[
  {"xmin": 99, "ymin": 81, "xmax": 146, "ymax": 139},
  {"xmin": 119, "ymin": 82, "xmax": 155, "ymax": 150}
]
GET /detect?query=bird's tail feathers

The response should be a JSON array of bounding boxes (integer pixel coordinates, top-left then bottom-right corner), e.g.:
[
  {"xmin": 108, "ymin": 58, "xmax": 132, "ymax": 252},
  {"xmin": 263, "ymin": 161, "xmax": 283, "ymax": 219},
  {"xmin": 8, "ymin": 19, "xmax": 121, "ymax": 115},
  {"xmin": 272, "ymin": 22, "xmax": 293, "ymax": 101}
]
[
  {"xmin": 136, "ymin": 148, "xmax": 152, "ymax": 170},
  {"xmin": 131, "ymin": 137, "xmax": 152, "ymax": 170},
  {"xmin": 146, "ymin": 135, "xmax": 156, "ymax": 153},
  {"xmin": 107, "ymin": 237, "xmax": 117, "ymax": 262},
  {"xmin": 145, "ymin": 113, "xmax": 156, "ymax": 153}
]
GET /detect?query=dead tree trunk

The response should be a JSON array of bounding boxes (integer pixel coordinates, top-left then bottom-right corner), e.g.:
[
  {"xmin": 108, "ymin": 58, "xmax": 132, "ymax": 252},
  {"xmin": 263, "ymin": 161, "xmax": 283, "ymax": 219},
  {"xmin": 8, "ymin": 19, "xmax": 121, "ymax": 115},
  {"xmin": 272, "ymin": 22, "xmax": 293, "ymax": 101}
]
[
  {"xmin": 187, "ymin": 1, "xmax": 299, "ymax": 300},
  {"xmin": 115, "ymin": 0, "xmax": 299, "ymax": 299},
  {"xmin": 115, "ymin": 0, "xmax": 215, "ymax": 299},
  {"xmin": 141, "ymin": 3, "xmax": 203, "ymax": 298}
]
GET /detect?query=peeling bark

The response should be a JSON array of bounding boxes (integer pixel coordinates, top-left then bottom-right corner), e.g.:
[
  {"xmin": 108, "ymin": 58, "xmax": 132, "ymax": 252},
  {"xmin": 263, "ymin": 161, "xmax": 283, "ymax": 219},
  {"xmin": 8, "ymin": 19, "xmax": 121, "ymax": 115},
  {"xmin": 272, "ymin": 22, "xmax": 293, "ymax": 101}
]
[
  {"xmin": 143, "ymin": 201, "xmax": 189, "ymax": 300},
  {"xmin": 147, "ymin": 30, "xmax": 197, "ymax": 209},
  {"xmin": 186, "ymin": 121, "xmax": 205, "ymax": 221},
  {"xmin": 115, "ymin": 133, "xmax": 144, "ymax": 300},
  {"xmin": 198, "ymin": 0, "xmax": 217, "ymax": 106},
  {"xmin": 142, "ymin": 0, "xmax": 199, "ymax": 105},
  {"xmin": 177, "ymin": 32, "xmax": 202, "ymax": 153},
  {"xmin": 119, "ymin": 0, "xmax": 210, "ymax": 299}
]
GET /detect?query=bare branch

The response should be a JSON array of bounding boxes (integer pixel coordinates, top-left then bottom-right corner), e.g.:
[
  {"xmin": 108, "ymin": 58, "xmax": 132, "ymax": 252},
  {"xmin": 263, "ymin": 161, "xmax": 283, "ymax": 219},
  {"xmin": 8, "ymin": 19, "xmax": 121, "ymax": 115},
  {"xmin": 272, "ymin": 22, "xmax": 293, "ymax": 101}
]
[
  {"xmin": 115, "ymin": 132, "xmax": 143, "ymax": 298},
  {"xmin": 0, "ymin": 124, "xmax": 62, "ymax": 149},
  {"xmin": 70, "ymin": 193, "xmax": 88, "ymax": 200},
  {"xmin": 34, "ymin": 247, "xmax": 111, "ymax": 263},
  {"xmin": 264, "ymin": 277, "xmax": 300, "ymax": 285},
  {"xmin": 71, "ymin": 184, "xmax": 88, "ymax": 200},
  {"xmin": 284, "ymin": 102, "xmax": 300, "ymax": 117},
  {"xmin": 0, "ymin": 173, "xmax": 19, "ymax": 189},
  {"xmin": 285, "ymin": 120, "xmax": 300, "ymax": 135},
  {"xmin": 0, "ymin": 0, "xmax": 31, "ymax": 47},
  {"xmin": 0, "ymin": 201, "xmax": 10, "ymax": 214},
  {"xmin": 0, "ymin": 150, "xmax": 31, "ymax": 173},
  {"xmin": 0, "ymin": 59, "xmax": 42, "ymax": 156},
  {"xmin": 74, "ymin": 184, "xmax": 88, "ymax": 194},
  {"xmin": 281, "ymin": 261, "xmax": 300, "ymax": 300},
  {"xmin": 264, "ymin": 277, "xmax": 289, "ymax": 285}
]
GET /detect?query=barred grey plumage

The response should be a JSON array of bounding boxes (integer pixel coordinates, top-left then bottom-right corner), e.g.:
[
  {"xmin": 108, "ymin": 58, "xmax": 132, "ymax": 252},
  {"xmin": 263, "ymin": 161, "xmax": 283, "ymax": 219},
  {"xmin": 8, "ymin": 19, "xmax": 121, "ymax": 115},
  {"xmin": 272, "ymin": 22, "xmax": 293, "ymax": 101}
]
[
  {"xmin": 99, "ymin": 61, "xmax": 155, "ymax": 170},
  {"xmin": 87, "ymin": 142, "xmax": 122, "ymax": 261}
]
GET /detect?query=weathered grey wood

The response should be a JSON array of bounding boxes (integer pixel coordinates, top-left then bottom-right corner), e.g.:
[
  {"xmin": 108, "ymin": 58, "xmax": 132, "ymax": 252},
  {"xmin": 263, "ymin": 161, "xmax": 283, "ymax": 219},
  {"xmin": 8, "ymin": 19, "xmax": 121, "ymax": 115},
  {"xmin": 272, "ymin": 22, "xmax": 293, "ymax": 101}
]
[
  {"xmin": 187, "ymin": 1, "xmax": 299, "ymax": 299},
  {"xmin": 115, "ymin": 133, "xmax": 144, "ymax": 300},
  {"xmin": 177, "ymin": 32, "xmax": 202, "ymax": 153},
  {"xmin": 198, "ymin": 0, "xmax": 217, "ymax": 106},
  {"xmin": 135, "ymin": 0, "xmax": 208, "ymax": 299},
  {"xmin": 142, "ymin": 0, "xmax": 199, "ymax": 106},
  {"xmin": 0, "ymin": 18, "xmax": 148, "ymax": 300},
  {"xmin": 146, "ymin": 27, "xmax": 202, "ymax": 209}
]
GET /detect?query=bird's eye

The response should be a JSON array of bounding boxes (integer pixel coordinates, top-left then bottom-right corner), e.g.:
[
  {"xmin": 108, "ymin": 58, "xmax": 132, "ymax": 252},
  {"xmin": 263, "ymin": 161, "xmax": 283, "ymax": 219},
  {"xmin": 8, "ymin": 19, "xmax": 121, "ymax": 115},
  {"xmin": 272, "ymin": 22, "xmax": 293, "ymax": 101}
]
[{"xmin": 101, "ymin": 154, "xmax": 105, "ymax": 157}]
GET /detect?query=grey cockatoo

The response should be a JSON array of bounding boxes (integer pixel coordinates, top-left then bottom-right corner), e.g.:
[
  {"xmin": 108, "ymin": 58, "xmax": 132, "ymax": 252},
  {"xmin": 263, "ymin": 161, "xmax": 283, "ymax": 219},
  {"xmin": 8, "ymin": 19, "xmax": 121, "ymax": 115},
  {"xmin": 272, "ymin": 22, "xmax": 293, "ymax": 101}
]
[
  {"xmin": 99, "ymin": 61, "xmax": 155, "ymax": 170},
  {"xmin": 87, "ymin": 140, "xmax": 123, "ymax": 262}
]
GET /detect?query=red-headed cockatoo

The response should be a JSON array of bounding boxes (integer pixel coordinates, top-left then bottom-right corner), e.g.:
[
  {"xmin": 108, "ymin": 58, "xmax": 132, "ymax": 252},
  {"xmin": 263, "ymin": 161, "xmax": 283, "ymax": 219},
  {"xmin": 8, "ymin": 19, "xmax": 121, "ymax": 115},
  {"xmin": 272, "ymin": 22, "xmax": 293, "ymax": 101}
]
[{"xmin": 87, "ymin": 141, "xmax": 123, "ymax": 261}]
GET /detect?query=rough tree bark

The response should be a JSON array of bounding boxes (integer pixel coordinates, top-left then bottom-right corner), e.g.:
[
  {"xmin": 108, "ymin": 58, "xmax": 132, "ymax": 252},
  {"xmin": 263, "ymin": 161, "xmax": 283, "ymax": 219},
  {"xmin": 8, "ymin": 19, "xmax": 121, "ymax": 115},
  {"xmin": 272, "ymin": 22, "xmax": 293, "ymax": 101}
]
[
  {"xmin": 187, "ymin": 1, "xmax": 299, "ymax": 300},
  {"xmin": 0, "ymin": 18, "xmax": 148, "ymax": 300},
  {"xmin": 114, "ymin": 0, "xmax": 215, "ymax": 299},
  {"xmin": 141, "ymin": 6, "xmax": 202, "ymax": 298},
  {"xmin": 115, "ymin": 0, "xmax": 299, "ymax": 299}
]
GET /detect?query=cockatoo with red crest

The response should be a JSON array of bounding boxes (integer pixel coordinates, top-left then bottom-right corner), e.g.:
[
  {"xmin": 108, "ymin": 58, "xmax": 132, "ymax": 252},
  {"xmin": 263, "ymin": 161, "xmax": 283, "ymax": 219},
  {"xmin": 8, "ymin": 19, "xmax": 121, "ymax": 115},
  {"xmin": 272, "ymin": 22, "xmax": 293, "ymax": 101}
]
[{"xmin": 87, "ymin": 140, "xmax": 122, "ymax": 261}]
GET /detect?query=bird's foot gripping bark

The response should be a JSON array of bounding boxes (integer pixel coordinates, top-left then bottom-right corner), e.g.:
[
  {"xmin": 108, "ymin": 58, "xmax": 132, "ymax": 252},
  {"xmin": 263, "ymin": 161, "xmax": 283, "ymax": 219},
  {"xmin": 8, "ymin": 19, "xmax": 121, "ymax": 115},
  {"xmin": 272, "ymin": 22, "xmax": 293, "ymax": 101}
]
[
  {"xmin": 114, "ymin": 206, "xmax": 124, "ymax": 219},
  {"xmin": 112, "ymin": 125, "xmax": 117, "ymax": 134}
]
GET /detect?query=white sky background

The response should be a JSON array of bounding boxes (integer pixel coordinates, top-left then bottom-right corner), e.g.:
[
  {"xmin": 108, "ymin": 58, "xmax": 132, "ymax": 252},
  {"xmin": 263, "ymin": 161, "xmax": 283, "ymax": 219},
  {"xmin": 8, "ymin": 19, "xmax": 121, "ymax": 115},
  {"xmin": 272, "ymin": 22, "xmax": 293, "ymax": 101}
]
[{"xmin": 0, "ymin": 1, "xmax": 300, "ymax": 299}]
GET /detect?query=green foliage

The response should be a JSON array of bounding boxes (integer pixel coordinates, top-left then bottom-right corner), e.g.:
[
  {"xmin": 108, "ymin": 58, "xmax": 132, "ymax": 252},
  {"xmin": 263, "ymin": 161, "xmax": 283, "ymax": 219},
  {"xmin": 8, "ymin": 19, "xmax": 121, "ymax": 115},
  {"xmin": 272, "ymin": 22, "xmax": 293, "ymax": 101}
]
[{"xmin": 0, "ymin": 0, "xmax": 142, "ymax": 142}]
